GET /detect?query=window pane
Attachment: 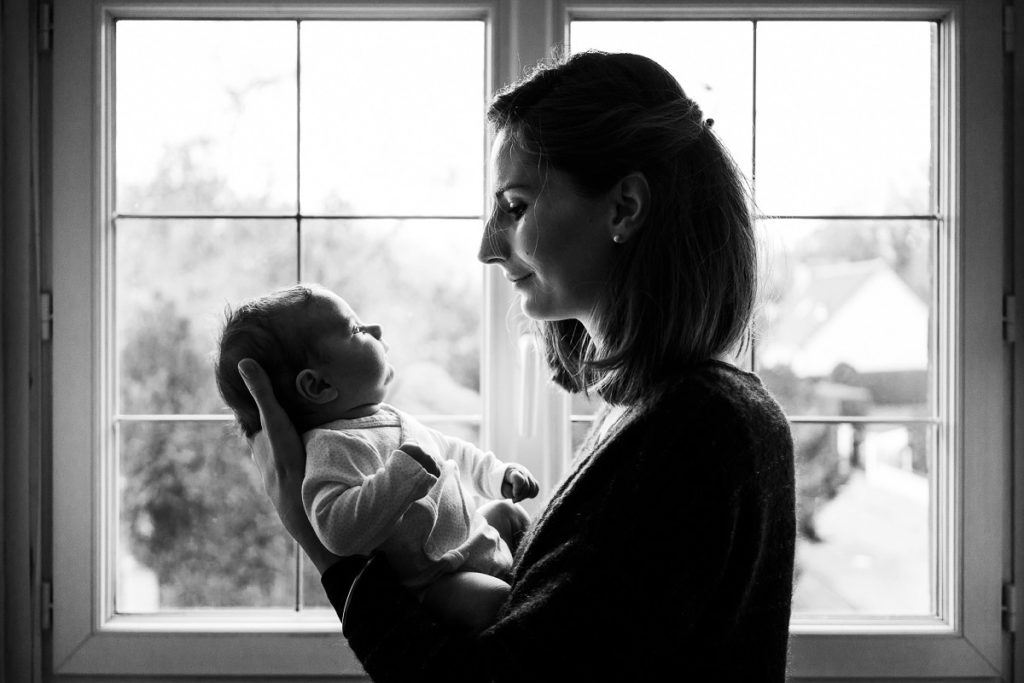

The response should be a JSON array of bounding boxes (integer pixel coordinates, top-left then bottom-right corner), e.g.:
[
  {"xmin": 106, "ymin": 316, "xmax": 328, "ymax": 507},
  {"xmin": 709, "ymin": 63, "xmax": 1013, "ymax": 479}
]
[
  {"xmin": 568, "ymin": 391, "xmax": 601, "ymax": 454},
  {"xmin": 116, "ymin": 21, "xmax": 297, "ymax": 214},
  {"xmin": 300, "ymin": 21, "xmax": 485, "ymax": 215},
  {"xmin": 117, "ymin": 422, "xmax": 296, "ymax": 611},
  {"xmin": 757, "ymin": 220, "xmax": 933, "ymax": 420},
  {"xmin": 301, "ymin": 555, "xmax": 332, "ymax": 609},
  {"xmin": 116, "ymin": 218, "xmax": 297, "ymax": 415},
  {"xmin": 791, "ymin": 422, "xmax": 932, "ymax": 616},
  {"xmin": 570, "ymin": 21, "xmax": 754, "ymax": 180},
  {"xmin": 755, "ymin": 22, "xmax": 934, "ymax": 215},
  {"xmin": 301, "ymin": 219, "xmax": 482, "ymax": 415}
]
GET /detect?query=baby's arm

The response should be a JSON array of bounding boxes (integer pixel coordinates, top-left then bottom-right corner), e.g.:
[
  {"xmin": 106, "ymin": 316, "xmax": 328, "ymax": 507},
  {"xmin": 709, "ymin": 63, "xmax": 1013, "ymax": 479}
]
[
  {"xmin": 302, "ymin": 432, "xmax": 437, "ymax": 556},
  {"xmin": 442, "ymin": 435, "xmax": 538, "ymax": 502}
]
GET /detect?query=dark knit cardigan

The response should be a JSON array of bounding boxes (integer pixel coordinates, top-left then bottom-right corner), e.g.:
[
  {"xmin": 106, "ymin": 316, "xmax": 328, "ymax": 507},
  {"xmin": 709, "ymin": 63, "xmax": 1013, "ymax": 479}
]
[{"xmin": 323, "ymin": 360, "xmax": 796, "ymax": 682}]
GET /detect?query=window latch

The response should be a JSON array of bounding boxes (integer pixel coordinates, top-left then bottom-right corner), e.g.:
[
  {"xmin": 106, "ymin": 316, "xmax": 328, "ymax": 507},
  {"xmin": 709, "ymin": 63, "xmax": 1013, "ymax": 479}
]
[
  {"xmin": 41, "ymin": 291, "xmax": 53, "ymax": 342},
  {"xmin": 1004, "ymin": 293, "xmax": 1016, "ymax": 344},
  {"xmin": 1006, "ymin": 4, "xmax": 1016, "ymax": 55},
  {"xmin": 41, "ymin": 580, "xmax": 53, "ymax": 632},
  {"xmin": 1004, "ymin": 583, "xmax": 1018, "ymax": 632},
  {"xmin": 38, "ymin": 2, "xmax": 52, "ymax": 53}
]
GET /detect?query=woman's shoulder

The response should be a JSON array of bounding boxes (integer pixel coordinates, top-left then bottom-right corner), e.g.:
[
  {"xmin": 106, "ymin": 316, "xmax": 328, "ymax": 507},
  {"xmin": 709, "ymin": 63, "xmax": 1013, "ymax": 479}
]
[
  {"xmin": 654, "ymin": 359, "xmax": 785, "ymax": 421},
  {"xmin": 631, "ymin": 359, "xmax": 793, "ymax": 472}
]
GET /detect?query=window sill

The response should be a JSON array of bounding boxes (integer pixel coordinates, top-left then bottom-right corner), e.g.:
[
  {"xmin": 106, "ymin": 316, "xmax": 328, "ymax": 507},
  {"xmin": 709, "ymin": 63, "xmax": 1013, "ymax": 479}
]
[{"xmin": 102, "ymin": 608, "xmax": 341, "ymax": 633}]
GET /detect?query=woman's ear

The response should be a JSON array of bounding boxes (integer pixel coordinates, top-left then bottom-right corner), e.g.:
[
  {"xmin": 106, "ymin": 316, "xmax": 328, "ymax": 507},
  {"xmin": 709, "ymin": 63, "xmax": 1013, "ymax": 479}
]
[
  {"xmin": 609, "ymin": 172, "xmax": 650, "ymax": 244},
  {"xmin": 295, "ymin": 369, "xmax": 339, "ymax": 404}
]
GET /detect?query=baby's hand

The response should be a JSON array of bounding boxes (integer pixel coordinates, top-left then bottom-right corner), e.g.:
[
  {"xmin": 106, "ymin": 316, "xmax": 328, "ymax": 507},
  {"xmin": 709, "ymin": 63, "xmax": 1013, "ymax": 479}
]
[
  {"xmin": 399, "ymin": 441, "xmax": 440, "ymax": 477},
  {"xmin": 502, "ymin": 464, "xmax": 539, "ymax": 502}
]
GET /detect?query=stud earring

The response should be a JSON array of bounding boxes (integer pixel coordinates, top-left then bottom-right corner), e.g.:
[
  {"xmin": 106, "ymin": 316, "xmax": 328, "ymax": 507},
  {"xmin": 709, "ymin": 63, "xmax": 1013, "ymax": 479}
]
[{"xmin": 612, "ymin": 234, "xmax": 625, "ymax": 244}]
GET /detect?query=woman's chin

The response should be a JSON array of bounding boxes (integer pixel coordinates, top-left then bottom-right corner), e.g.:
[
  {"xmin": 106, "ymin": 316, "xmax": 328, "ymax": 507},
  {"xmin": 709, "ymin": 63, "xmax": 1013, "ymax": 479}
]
[
  {"xmin": 518, "ymin": 293, "xmax": 580, "ymax": 324},
  {"xmin": 518, "ymin": 296, "xmax": 547, "ymax": 321}
]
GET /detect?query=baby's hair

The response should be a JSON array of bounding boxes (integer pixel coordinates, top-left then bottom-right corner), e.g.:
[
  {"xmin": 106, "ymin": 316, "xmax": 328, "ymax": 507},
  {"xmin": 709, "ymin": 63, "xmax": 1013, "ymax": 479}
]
[{"xmin": 214, "ymin": 284, "xmax": 329, "ymax": 437}]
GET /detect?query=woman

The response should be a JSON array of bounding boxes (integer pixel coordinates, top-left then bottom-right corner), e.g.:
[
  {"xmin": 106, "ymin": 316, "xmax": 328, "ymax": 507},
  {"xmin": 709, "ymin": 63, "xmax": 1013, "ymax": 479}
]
[{"xmin": 240, "ymin": 51, "xmax": 795, "ymax": 681}]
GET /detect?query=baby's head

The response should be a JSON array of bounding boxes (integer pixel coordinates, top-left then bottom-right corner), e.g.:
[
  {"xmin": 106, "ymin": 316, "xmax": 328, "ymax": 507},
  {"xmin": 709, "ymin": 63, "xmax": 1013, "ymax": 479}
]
[{"xmin": 215, "ymin": 284, "xmax": 393, "ymax": 436}]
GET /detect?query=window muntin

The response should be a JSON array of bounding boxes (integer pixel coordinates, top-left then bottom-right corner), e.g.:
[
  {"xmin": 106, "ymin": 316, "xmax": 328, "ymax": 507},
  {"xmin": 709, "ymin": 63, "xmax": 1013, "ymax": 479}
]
[
  {"xmin": 112, "ymin": 18, "xmax": 485, "ymax": 613},
  {"xmin": 570, "ymin": 19, "xmax": 940, "ymax": 621}
]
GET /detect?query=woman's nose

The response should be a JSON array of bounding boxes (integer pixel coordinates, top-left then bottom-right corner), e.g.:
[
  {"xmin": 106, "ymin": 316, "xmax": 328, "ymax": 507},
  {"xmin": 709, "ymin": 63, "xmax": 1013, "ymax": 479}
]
[{"xmin": 478, "ymin": 208, "xmax": 509, "ymax": 265}]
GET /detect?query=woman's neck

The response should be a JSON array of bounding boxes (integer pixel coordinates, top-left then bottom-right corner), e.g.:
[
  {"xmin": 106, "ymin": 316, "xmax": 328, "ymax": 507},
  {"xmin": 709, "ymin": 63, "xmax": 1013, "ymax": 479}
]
[{"xmin": 597, "ymin": 402, "xmax": 631, "ymax": 443}]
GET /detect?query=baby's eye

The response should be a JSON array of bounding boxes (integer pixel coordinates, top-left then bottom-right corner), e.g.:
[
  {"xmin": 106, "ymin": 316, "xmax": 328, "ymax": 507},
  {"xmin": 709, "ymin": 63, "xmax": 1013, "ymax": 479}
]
[{"xmin": 354, "ymin": 324, "xmax": 383, "ymax": 340}]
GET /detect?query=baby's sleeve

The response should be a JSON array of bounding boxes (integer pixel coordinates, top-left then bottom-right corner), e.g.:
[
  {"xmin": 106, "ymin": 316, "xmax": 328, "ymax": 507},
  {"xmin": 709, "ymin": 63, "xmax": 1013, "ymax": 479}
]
[
  {"xmin": 440, "ymin": 433, "xmax": 509, "ymax": 500},
  {"xmin": 302, "ymin": 430, "xmax": 436, "ymax": 557}
]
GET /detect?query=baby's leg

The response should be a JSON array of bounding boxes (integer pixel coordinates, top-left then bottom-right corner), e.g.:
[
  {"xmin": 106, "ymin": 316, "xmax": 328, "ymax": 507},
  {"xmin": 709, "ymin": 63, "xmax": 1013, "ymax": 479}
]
[
  {"xmin": 421, "ymin": 571, "xmax": 510, "ymax": 633},
  {"xmin": 477, "ymin": 499, "xmax": 531, "ymax": 552}
]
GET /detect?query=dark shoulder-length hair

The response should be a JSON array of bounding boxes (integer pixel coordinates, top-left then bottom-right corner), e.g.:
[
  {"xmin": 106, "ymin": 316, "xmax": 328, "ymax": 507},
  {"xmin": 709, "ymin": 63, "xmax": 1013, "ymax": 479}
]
[{"xmin": 487, "ymin": 50, "xmax": 757, "ymax": 408}]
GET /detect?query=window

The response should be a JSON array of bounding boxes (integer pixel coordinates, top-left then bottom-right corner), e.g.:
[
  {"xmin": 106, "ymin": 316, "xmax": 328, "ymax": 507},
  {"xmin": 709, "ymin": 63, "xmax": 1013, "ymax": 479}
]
[
  {"xmin": 55, "ymin": 3, "xmax": 491, "ymax": 677},
  {"xmin": 569, "ymin": 18, "xmax": 938, "ymax": 619},
  {"xmin": 113, "ymin": 17, "xmax": 484, "ymax": 615},
  {"xmin": 52, "ymin": 0, "xmax": 1008, "ymax": 679}
]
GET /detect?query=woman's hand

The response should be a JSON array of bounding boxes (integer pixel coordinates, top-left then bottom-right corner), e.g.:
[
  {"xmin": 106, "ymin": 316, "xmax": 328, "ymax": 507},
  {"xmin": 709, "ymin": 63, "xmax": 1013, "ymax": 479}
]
[{"xmin": 238, "ymin": 358, "xmax": 342, "ymax": 574}]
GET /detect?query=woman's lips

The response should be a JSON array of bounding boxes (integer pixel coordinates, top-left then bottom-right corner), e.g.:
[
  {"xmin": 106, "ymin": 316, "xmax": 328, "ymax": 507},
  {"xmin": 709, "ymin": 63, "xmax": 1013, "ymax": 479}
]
[{"xmin": 506, "ymin": 272, "xmax": 533, "ymax": 285}]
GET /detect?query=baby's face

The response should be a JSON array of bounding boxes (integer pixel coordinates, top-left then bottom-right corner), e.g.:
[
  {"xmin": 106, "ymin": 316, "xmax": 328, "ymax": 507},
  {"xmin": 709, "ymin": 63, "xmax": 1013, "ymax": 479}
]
[{"xmin": 308, "ymin": 291, "xmax": 394, "ymax": 410}]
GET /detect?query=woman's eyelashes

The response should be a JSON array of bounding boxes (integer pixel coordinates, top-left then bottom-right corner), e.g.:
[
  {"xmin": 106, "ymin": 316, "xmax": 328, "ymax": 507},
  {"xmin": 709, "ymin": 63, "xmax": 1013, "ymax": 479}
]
[
  {"xmin": 495, "ymin": 193, "xmax": 527, "ymax": 220},
  {"xmin": 500, "ymin": 200, "xmax": 526, "ymax": 220}
]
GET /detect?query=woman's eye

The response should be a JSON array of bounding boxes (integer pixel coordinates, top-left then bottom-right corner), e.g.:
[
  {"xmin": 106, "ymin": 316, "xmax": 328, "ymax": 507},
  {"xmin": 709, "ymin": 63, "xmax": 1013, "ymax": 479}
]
[{"xmin": 506, "ymin": 203, "xmax": 526, "ymax": 219}]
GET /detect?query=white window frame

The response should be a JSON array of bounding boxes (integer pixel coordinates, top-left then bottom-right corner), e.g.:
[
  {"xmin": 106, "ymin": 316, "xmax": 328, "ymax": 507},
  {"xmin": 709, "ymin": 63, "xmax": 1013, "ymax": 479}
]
[{"xmin": 51, "ymin": 0, "xmax": 1008, "ymax": 679}]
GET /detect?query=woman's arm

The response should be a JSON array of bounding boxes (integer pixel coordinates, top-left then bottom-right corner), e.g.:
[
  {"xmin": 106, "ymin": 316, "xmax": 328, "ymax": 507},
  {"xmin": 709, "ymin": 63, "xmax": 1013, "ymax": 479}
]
[{"xmin": 238, "ymin": 358, "xmax": 343, "ymax": 574}]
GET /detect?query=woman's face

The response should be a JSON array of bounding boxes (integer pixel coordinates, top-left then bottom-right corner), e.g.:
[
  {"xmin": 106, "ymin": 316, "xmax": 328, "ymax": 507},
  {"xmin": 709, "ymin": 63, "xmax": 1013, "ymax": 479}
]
[{"xmin": 479, "ymin": 129, "xmax": 618, "ymax": 333}]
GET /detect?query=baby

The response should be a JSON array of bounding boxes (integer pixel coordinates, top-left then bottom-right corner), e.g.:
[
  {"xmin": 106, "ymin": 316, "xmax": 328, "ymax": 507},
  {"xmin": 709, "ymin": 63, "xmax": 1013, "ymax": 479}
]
[{"xmin": 215, "ymin": 283, "xmax": 538, "ymax": 632}]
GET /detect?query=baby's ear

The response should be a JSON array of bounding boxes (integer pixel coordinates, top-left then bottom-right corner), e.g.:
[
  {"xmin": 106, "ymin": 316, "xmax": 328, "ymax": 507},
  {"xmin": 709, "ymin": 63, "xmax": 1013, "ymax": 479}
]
[{"xmin": 295, "ymin": 369, "xmax": 338, "ymax": 404}]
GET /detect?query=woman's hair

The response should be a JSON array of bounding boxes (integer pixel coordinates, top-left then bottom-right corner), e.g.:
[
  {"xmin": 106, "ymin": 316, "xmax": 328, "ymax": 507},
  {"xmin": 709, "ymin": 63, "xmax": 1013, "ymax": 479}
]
[
  {"xmin": 488, "ymin": 50, "xmax": 757, "ymax": 408},
  {"xmin": 214, "ymin": 284, "xmax": 329, "ymax": 437}
]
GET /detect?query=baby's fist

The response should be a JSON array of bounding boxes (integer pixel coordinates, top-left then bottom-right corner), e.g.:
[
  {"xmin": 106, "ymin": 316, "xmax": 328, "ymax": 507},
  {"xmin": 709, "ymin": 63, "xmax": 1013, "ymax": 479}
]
[{"xmin": 502, "ymin": 464, "xmax": 539, "ymax": 502}]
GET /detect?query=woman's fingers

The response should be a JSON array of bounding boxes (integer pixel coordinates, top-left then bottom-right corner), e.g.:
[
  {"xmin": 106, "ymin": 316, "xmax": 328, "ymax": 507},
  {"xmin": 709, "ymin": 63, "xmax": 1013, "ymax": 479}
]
[
  {"xmin": 238, "ymin": 358, "xmax": 305, "ymax": 473},
  {"xmin": 238, "ymin": 359, "xmax": 289, "ymax": 435},
  {"xmin": 236, "ymin": 358, "xmax": 340, "ymax": 574}
]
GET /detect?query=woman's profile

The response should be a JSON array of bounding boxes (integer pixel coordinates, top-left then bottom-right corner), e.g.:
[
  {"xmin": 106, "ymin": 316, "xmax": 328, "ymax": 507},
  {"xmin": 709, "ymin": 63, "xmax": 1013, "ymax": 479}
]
[{"xmin": 240, "ymin": 50, "xmax": 796, "ymax": 681}]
